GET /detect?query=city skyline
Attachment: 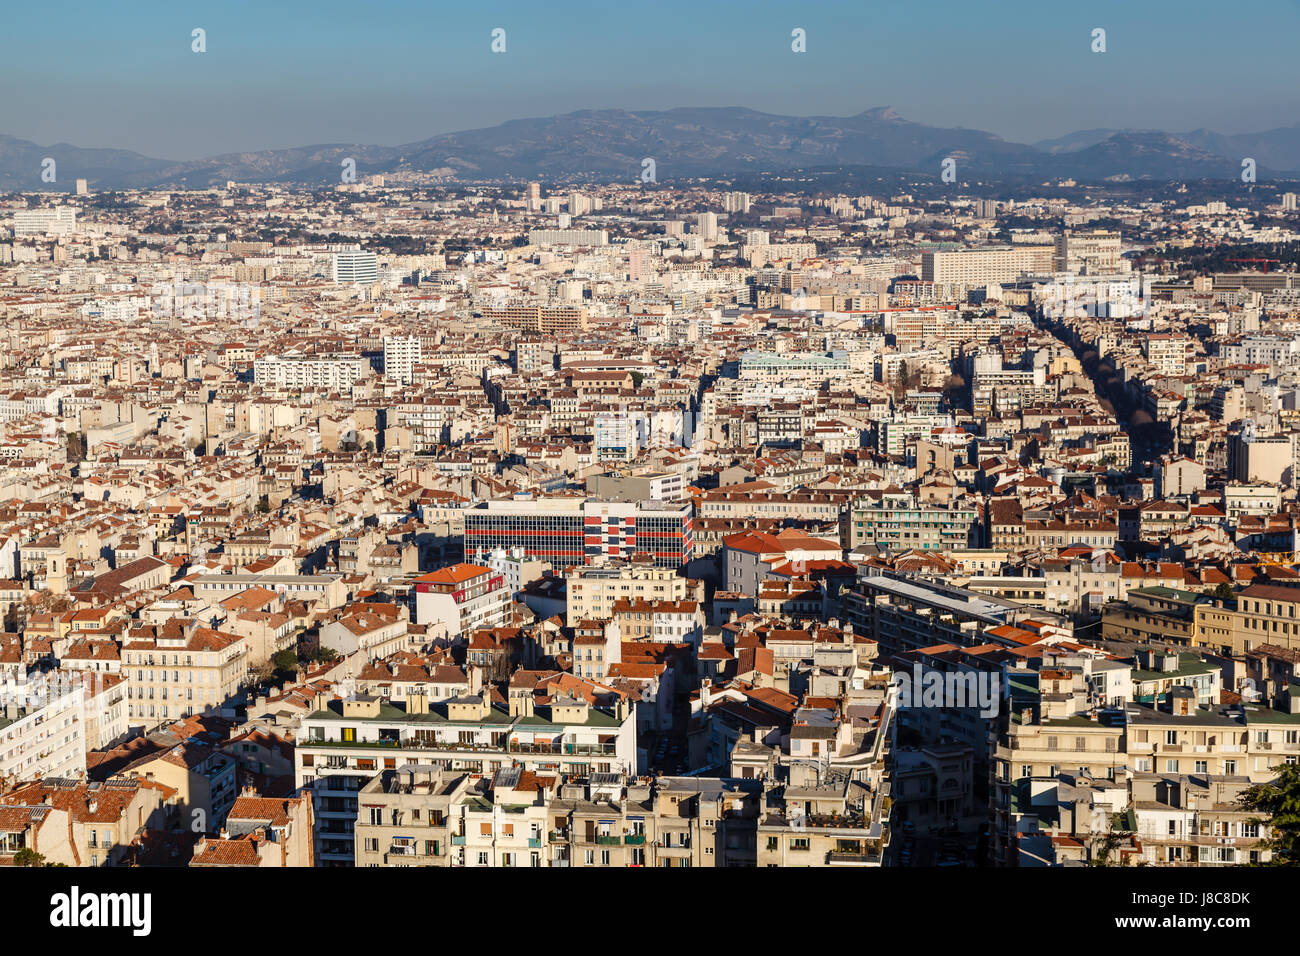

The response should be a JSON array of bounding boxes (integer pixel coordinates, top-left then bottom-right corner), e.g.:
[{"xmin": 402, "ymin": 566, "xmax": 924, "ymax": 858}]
[
  {"xmin": 2, "ymin": 0, "xmax": 1297, "ymax": 930},
  {"xmin": 4, "ymin": 0, "xmax": 1300, "ymax": 159}
]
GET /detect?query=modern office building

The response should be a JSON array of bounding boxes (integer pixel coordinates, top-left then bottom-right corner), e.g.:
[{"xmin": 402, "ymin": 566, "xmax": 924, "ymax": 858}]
[
  {"xmin": 331, "ymin": 248, "xmax": 379, "ymax": 285},
  {"xmin": 463, "ymin": 498, "xmax": 693, "ymax": 568}
]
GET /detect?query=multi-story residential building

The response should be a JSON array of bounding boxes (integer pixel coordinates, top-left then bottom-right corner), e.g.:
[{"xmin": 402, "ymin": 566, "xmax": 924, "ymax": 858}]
[
  {"xmin": 610, "ymin": 598, "xmax": 704, "ymax": 647},
  {"xmin": 413, "ymin": 563, "xmax": 512, "ymax": 637},
  {"xmin": 296, "ymin": 691, "xmax": 637, "ymax": 865},
  {"xmin": 1053, "ymin": 230, "xmax": 1122, "ymax": 274},
  {"xmin": 0, "ymin": 682, "xmax": 87, "ymax": 788},
  {"xmin": 921, "ymin": 245, "xmax": 1054, "ymax": 287},
  {"xmin": 382, "ymin": 335, "xmax": 422, "ymax": 385},
  {"xmin": 252, "ymin": 353, "xmax": 369, "ymax": 391},
  {"xmin": 565, "ymin": 559, "xmax": 702, "ymax": 621},
  {"xmin": 0, "ymin": 777, "xmax": 171, "ymax": 868},
  {"xmin": 121, "ymin": 620, "xmax": 249, "ymax": 728},
  {"xmin": 848, "ymin": 494, "xmax": 978, "ymax": 552}
]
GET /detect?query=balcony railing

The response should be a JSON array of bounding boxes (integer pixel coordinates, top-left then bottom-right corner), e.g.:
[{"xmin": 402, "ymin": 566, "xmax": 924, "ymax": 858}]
[
  {"xmin": 306, "ymin": 737, "xmax": 618, "ymax": 756},
  {"xmin": 826, "ymin": 850, "xmax": 880, "ymax": 865}
]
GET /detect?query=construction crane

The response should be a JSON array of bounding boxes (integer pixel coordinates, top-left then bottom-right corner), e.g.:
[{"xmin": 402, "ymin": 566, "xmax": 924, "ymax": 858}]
[
  {"xmin": 1226, "ymin": 257, "xmax": 1281, "ymax": 273},
  {"xmin": 1253, "ymin": 551, "xmax": 1297, "ymax": 566}
]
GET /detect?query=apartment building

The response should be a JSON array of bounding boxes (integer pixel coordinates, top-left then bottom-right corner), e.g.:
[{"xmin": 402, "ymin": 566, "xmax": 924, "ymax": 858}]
[
  {"xmin": 1053, "ymin": 230, "xmax": 1122, "ymax": 274},
  {"xmin": 0, "ymin": 777, "xmax": 171, "ymax": 867},
  {"xmin": 0, "ymin": 684, "xmax": 87, "ymax": 787},
  {"xmin": 611, "ymin": 598, "xmax": 704, "ymax": 647},
  {"xmin": 483, "ymin": 304, "xmax": 590, "ymax": 334},
  {"xmin": 920, "ymin": 245, "xmax": 1053, "ymax": 286},
  {"xmin": 565, "ymin": 560, "xmax": 702, "ymax": 621},
  {"xmin": 413, "ymin": 563, "xmax": 512, "ymax": 638},
  {"xmin": 848, "ymin": 495, "xmax": 978, "ymax": 552},
  {"xmin": 382, "ymin": 335, "xmax": 421, "ymax": 385},
  {"xmin": 121, "ymin": 620, "xmax": 249, "ymax": 727},
  {"xmin": 296, "ymin": 692, "xmax": 637, "ymax": 865},
  {"xmin": 353, "ymin": 766, "xmax": 762, "ymax": 868},
  {"xmin": 252, "ymin": 353, "xmax": 368, "ymax": 391}
]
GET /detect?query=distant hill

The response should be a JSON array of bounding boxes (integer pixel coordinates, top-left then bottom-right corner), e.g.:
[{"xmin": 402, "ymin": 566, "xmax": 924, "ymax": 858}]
[{"xmin": 2, "ymin": 107, "xmax": 1297, "ymax": 190}]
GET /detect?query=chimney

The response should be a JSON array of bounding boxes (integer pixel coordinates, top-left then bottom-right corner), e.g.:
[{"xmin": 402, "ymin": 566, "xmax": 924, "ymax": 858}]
[
  {"xmin": 700, "ymin": 678, "xmax": 711, "ymax": 709},
  {"xmin": 510, "ymin": 691, "xmax": 535, "ymax": 718},
  {"xmin": 407, "ymin": 692, "xmax": 429, "ymax": 715}
]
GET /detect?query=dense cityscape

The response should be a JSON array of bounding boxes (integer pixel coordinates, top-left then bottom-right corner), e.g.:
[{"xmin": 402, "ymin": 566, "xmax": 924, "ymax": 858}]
[
  {"xmin": 1, "ymin": 173, "xmax": 1299, "ymax": 881},
  {"xmin": 3, "ymin": 6, "xmax": 1299, "ymax": 939}
]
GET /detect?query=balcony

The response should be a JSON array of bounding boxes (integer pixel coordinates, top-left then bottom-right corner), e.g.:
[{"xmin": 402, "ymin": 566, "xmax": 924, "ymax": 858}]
[
  {"xmin": 826, "ymin": 850, "xmax": 879, "ymax": 865},
  {"xmin": 595, "ymin": 835, "xmax": 621, "ymax": 846},
  {"xmin": 306, "ymin": 737, "xmax": 618, "ymax": 757},
  {"xmin": 624, "ymin": 834, "xmax": 646, "ymax": 845}
]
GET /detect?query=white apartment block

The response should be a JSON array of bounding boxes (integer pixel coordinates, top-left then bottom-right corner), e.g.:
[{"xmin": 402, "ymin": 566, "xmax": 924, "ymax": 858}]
[
  {"xmin": 921, "ymin": 245, "xmax": 1054, "ymax": 287},
  {"xmin": 383, "ymin": 335, "xmax": 422, "ymax": 385},
  {"xmin": 253, "ymin": 353, "xmax": 368, "ymax": 391},
  {"xmin": 0, "ymin": 681, "xmax": 87, "ymax": 786},
  {"xmin": 13, "ymin": 206, "xmax": 77, "ymax": 237}
]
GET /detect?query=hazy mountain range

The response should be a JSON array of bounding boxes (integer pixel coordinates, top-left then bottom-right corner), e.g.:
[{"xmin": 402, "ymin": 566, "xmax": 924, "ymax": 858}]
[{"xmin": 4, "ymin": 107, "xmax": 1299, "ymax": 190}]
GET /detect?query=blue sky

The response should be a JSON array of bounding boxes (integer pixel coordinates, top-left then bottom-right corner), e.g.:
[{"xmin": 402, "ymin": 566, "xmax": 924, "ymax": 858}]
[{"xmin": 3, "ymin": 0, "xmax": 1299, "ymax": 158}]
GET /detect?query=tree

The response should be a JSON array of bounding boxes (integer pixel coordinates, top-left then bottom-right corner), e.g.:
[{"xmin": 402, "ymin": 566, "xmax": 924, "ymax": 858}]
[
  {"xmin": 313, "ymin": 646, "xmax": 339, "ymax": 664},
  {"xmin": 1212, "ymin": 582, "xmax": 1236, "ymax": 603},
  {"xmin": 1088, "ymin": 812, "xmax": 1137, "ymax": 867},
  {"xmin": 1238, "ymin": 763, "xmax": 1300, "ymax": 865},
  {"xmin": 11, "ymin": 848, "xmax": 62, "ymax": 866},
  {"xmin": 271, "ymin": 649, "xmax": 299, "ymax": 680}
]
